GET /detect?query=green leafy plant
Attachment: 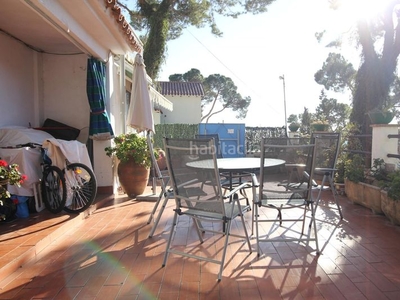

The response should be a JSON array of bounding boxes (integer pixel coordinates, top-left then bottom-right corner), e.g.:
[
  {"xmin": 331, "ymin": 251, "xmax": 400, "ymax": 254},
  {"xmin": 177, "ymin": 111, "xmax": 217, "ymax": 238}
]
[
  {"xmin": 350, "ymin": 157, "xmax": 400, "ymax": 201},
  {"xmin": 344, "ymin": 154, "xmax": 365, "ymax": 183},
  {"xmin": 367, "ymin": 107, "xmax": 395, "ymax": 124},
  {"xmin": 311, "ymin": 120, "xmax": 329, "ymax": 131},
  {"xmin": 288, "ymin": 122, "xmax": 300, "ymax": 132},
  {"xmin": 334, "ymin": 158, "xmax": 345, "ymax": 184},
  {"xmin": 369, "ymin": 158, "xmax": 389, "ymax": 182},
  {"xmin": 0, "ymin": 159, "xmax": 27, "ymax": 199},
  {"xmin": 384, "ymin": 170, "xmax": 400, "ymax": 200},
  {"xmin": 104, "ymin": 133, "xmax": 157, "ymax": 168},
  {"xmin": 374, "ymin": 160, "xmax": 400, "ymax": 201}
]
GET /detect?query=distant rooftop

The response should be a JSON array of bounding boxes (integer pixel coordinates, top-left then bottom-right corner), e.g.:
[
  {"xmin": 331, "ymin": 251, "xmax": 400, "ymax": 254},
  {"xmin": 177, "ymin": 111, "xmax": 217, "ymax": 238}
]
[{"xmin": 157, "ymin": 81, "xmax": 204, "ymax": 97}]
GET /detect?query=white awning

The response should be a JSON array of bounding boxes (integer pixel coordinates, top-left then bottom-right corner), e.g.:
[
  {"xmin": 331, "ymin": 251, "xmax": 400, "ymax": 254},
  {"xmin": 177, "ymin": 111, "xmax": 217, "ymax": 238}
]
[
  {"xmin": 124, "ymin": 55, "xmax": 173, "ymax": 112},
  {"xmin": 149, "ymin": 85, "xmax": 173, "ymax": 112}
]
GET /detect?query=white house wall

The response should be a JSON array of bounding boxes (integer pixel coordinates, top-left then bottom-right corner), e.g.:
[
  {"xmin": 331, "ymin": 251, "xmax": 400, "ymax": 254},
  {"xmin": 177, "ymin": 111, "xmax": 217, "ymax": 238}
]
[
  {"xmin": 0, "ymin": 32, "xmax": 114, "ymax": 188},
  {"xmin": 41, "ymin": 53, "xmax": 89, "ymax": 140},
  {"xmin": 42, "ymin": 53, "xmax": 115, "ymax": 188},
  {"xmin": 163, "ymin": 95, "xmax": 201, "ymax": 124},
  {"xmin": 0, "ymin": 1, "xmax": 147, "ymax": 193},
  {"xmin": 0, "ymin": 33, "xmax": 37, "ymax": 127}
]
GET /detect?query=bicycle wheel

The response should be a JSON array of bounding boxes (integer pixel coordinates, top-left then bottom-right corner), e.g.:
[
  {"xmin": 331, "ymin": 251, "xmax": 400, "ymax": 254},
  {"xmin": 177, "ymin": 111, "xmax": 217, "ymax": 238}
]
[
  {"xmin": 63, "ymin": 163, "xmax": 97, "ymax": 213},
  {"xmin": 41, "ymin": 166, "xmax": 67, "ymax": 214}
]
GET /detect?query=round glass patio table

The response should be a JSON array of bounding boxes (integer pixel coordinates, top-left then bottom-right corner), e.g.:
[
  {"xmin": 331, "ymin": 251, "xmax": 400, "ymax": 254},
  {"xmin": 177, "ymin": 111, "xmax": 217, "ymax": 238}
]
[
  {"xmin": 187, "ymin": 157, "xmax": 285, "ymax": 191},
  {"xmin": 186, "ymin": 157, "xmax": 285, "ymax": 173},
  {"xmin": 186, "ymin": 157, "xmax": 286, "ymax": 214}
]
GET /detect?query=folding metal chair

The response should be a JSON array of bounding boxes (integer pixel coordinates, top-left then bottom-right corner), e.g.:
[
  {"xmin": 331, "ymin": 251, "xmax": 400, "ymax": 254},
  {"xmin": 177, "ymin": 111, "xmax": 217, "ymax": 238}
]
[
  {"xmin": 312, "ymin": 132, "xmax": 343, "ymax": 219},
  {"xmin": 195, "ymin": 134, "xmax": 223, "ymax": 158},
  {"xmin": 252, "ymin": 138, "xmax": 320, "ymax": 257},
  {"xmin": 162, "ymin": 137, "xmax": 255, "ymax": 281},
  {"xmin": 145, "ymin": 132, "xmax": 173, "ymax": 238},
  {"xmin": 262, "ymin": 137, "xmax": 315, "ymax": 190}
]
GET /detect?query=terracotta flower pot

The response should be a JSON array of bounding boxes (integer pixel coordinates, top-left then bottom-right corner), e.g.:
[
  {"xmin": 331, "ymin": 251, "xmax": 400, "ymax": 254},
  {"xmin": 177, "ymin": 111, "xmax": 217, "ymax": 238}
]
[
  {"xmin": 117, "ymin": 160, "xmax": 150, "ymax": 198},
  {"xmin": 381, "ymin": 191, "xmax": 400, "ymax": 225},
  {"xmin": 345, "ymin": 179, "xmax": 383, "ymax": 214}
]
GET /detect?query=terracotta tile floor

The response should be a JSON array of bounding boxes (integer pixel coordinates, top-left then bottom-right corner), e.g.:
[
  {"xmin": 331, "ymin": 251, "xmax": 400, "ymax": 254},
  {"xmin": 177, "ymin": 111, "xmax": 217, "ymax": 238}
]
[{"xmin": 1, "ymin": 187, "xmax": 400, "ymax": 299}]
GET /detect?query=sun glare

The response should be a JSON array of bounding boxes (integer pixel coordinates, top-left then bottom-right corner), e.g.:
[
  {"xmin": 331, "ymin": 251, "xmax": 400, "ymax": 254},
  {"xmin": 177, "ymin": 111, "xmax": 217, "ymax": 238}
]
[{"xmin": 339, "ymin": 0, "xmax": 392, "ymax": 22}]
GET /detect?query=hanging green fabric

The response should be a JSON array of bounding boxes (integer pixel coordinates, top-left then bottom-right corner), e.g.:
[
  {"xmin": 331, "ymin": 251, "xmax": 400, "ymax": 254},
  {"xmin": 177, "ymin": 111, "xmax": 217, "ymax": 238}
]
[{"xmin": 86, "ymin": 58, "xmax": 114, "ymax": 140}]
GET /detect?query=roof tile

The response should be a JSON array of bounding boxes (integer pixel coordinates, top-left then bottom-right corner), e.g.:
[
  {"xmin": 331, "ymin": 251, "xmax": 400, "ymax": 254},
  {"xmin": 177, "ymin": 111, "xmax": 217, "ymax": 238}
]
[
  {"xmin": 104, "ymin": 0, "xmax": 143, "ymax": 54},
  {"xmin": 157, "ymin": 81, "xmax": 204, "ymax": 96}
]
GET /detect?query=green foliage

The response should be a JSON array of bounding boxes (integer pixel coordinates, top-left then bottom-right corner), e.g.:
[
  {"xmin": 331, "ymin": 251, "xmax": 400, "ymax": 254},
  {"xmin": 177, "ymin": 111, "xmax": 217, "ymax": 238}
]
[
  {"xmin": 288, "ymin": 122, "xmax": 300, "ymax": 132},
  {"xmin": 344, "ymin": 154, "xmax": 365, "ymax": 183},
  {"xmin": 119, "ymin": 0, "xmax": 276, "ymax": 78},
  {"xmin": 310, "ymin": 120, "xmax": 329, "ymax": 132},
  {"xmin": 314, "ymin": 52, "xmax": 356, "ymax": 94},
  {"xmin": 368, "ymin": 159, "xmax": 400, "ymax": 201},
  {"xmin": 202, "ymin": 73, "xmax": 251, "ymax": 121},
  {"xmin": 314, "ymin": 91, "xmax": 351, "ymax": 132},
  {"xmin": 104, "ymin": 133, "xmax": 156, "ymax": 168},
  {"xmin": 334, "ymin": 158, "xmax": 345, "ymax": 183},
  {"xmin": 386, "ymin": 171, "xmax": 400, "ymax": 201},
  {"xmin": 153, "ymin": 124, "xmax": 199, "ymax": 149},
  {"xmin": 0, "ymin": 160, "xmax": 27, "ymax": 199},
  {"xmin": 168, "ymin": 74, "xmax": 184, "ymax": 81},
  {"xmin": 329, "ymin": 2, "xmax": 400, "ymax": 136},
  {"xmin": 287, "ymin": 114, "xmax": 299, "ymax": 124},
  {"xmin": 370, "ymin": 158, "xmax": 389, "ymax": 182},
  {"xmin": 170, "ymin": 70, "xmax": 251, "ymax": 122},
  {"xmin": 0, "ymin": 160, "xmax": 26, "ymax": 187},
  {"xmin": 299, "ymin": 107, "xmax": 312, "ymax": 135},
  {"xmin": 315, "ymin": 3, "xmax": 400, "ymax": 137}
]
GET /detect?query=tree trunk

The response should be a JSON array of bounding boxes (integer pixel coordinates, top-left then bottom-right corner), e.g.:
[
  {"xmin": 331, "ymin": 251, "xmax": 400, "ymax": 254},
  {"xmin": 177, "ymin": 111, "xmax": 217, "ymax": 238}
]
[{"xmin": 141, "ymin": 1, "xmax": 172, "ymax": 79}]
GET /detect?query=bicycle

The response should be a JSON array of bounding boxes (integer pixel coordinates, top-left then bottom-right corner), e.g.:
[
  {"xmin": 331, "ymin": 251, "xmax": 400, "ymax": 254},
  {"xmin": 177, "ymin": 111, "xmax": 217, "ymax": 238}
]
[{"xmin": 17, "ymin": 142, "xmax": 97, "ymax": 214}]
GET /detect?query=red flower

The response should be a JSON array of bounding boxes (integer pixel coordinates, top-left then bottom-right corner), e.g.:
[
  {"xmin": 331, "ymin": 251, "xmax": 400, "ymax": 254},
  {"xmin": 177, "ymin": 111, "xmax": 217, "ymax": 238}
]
[
  {"xmin": 0, "ymin": 160, "xmax": 8, "ymax": 167},
  {"xmin": 20, "ymin": 174, "xmax": 28, "ymax": 183},
  {"xmin": 12, "ymin": 198, "xmax": 19, "ymax": 205}
]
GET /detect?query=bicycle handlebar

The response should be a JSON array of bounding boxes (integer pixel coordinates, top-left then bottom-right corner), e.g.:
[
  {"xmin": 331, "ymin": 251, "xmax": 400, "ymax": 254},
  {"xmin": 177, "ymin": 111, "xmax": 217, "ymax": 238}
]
[{"xmin": 15, "ymin": 142, "xmax": 43, "ymax": 148}]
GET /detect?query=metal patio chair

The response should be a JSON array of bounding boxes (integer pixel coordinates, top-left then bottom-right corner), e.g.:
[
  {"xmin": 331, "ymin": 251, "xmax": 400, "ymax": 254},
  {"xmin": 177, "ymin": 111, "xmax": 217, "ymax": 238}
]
[
  {"xmin": 161, "ymin": 137, "xmax": 255, "ymax": 281},
  {"xmin": 146, "ymin": 132, "xmax": 173, "ymax": 238},
  {"xmin": 252, "ymin": 138, "xmax": 320, "ymax": 257},
  {"xmin": 311, "ymin": 132, "xmax": 343, "ymax": 219}
]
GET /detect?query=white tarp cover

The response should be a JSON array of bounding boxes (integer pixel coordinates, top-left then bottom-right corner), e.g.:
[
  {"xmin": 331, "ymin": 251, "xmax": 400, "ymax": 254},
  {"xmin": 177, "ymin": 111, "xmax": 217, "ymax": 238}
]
[
  {"xmin": 42, "ymin": 139, "xmax": 93, "ymax": 206},
  {"xmin": 0, "ymin": 127, "xmax": 54, "ymax": 147},
  {"xmin": 42, "ymin": 139, "xmax": 92, "ymax": 171},
  {"xmin": 0, "ymin": 127, "xmax": 54, "ymax": 196}
]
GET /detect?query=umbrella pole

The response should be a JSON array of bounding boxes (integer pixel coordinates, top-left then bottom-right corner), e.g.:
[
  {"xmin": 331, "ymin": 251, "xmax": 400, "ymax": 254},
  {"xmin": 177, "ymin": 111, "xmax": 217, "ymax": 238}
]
[
  {"xmin": 147, "ymin": 131, "xmax": 158, "ymax": 195},
  {"xmin": 136, "ymin": 131, "xmax": 159, "ymax": 200}
]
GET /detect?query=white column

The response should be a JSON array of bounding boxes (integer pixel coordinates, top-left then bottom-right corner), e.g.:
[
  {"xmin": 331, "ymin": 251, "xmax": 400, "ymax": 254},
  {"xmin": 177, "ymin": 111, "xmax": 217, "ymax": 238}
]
[{"xmin": 371, "ymin": 124, "xmax": 399, "ymax": 170}]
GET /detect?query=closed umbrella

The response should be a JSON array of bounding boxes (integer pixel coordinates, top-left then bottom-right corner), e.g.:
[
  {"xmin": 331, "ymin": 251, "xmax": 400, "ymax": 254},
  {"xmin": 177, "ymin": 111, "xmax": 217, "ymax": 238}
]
[
  {"xmin": 127, "ymin": 53, "xmax": 154, "ymax": 133},
  {"xmin": 86, "ymin": 58, "xmax": 114, "ymax": 140},
  {"xmin": 127, "ymin": 53, "xmax": 159, "ymax": 199}
]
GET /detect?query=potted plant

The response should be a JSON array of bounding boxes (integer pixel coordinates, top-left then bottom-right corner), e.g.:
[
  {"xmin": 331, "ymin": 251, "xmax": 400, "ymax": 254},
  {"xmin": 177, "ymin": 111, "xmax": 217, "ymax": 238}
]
[
  {"xmin": 379, "ymin": 169, "xmax": 400, "ymax": 225},
  {"xmin": 367, "ymin": 107, "xmax": 395, "ymax": 124},
  {"xmin": 344, "ymin": 156, "xmax": 387, "ymax": 214},
  {"xmin": 334, "ymin": 157, "xmax": 346, "ymax": 195},
  {"xmin": 105, "ymin": 133, "xmax": 158, "ymax": 198},
  {"xmin": 288, "ymin": 122, "xmax": 300, "ymax": 132},
  {"xmin": 347, "ymin": 157, "xmax": 400, "ymax": 225},
  {"xmin": 311, "ymin": 120, "xmax": 329, "ymax": 132},
  {"xmin": 0, "ymin": 160, "xmax": 27, "ymax": 221}
]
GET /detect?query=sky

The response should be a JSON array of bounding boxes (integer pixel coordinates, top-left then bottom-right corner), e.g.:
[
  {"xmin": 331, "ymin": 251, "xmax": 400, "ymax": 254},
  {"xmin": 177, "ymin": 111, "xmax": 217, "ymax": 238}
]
[{"xmin": 156, "ymin": 0, "xmax": 365, "ymax": 127}]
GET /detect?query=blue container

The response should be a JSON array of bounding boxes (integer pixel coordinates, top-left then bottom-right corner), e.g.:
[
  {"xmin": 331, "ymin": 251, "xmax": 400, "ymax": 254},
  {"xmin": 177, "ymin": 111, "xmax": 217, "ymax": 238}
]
[
  {"xmin": 198, "ymin": 123, "xmax": 246, "ymax": 158},
  {"xmin": 11, "ymin": 195, "xmax": 30, "ymax": 218}
]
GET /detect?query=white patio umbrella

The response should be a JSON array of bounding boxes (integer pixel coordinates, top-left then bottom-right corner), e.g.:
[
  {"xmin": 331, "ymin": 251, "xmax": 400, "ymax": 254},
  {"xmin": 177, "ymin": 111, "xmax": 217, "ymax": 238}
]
[
  {"xmin": 127, "ymin": 53, "xmax": 154, "ymax": 133},
  {"xmin": 126, "ymin": 53, "xmax": 161, "ymax": 199}
]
